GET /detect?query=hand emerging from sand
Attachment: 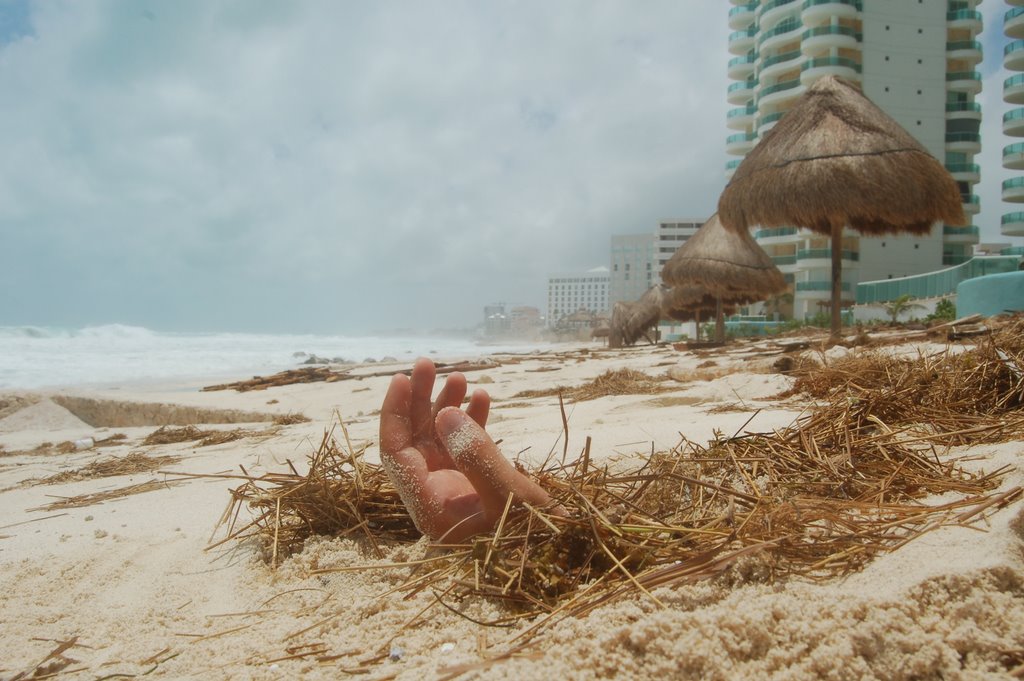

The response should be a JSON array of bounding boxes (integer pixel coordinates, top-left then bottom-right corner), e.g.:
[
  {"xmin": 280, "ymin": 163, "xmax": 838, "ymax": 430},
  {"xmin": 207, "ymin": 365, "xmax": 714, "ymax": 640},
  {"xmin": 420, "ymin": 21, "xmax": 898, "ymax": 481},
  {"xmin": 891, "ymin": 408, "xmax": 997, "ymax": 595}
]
[{"xmin": 380, "ymin": 358, "xmax": 558, "ymax": 543}]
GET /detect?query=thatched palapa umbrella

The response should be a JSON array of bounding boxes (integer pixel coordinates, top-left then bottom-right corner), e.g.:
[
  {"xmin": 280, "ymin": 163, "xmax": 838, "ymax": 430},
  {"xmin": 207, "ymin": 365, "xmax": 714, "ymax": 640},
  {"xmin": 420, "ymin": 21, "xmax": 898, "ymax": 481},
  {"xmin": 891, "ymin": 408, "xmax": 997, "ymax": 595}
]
[
  {"xmin": 660, "ymin": 284, "xmax": 728, "ymax": 342},
  {"xmin": 609, "ymin": 285, "xmax": 667, "ymax": 348},
  {"xmin": 717, "ymin": 76, "xmax": 965, "ymax": 337},
  {"xmin": 661, "ymin": 214, "xmax": 786, "ymax": 342}
]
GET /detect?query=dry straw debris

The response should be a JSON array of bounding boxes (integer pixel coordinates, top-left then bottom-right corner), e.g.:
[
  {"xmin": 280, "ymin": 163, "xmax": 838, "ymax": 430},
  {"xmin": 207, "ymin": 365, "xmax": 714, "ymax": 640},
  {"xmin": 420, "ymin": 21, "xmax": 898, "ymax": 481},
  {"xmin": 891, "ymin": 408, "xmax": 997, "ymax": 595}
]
[
  {"xmin": 781, "ymin": 317, "xmax": 1024, "ymax": 444},
  {"xmin": 30, "ymin": 479, "xmax": 184, "ymax": 511},
  {"xmin": 143, "ymin": 425, "xmax": 278, "ymax": 447},
  {"xmin": 513, "ymin": 368, "xmax": 670, "ymax": 402},
  {"xmin": 35, "ymin": 452, "xmax": 180, "ymax": 485},
  {"xmin": 210, "ymin": 331, "xmax": 1024, "ymax": 640},
  {"xmin": 273, "ymin": 413, "xmax": 311, "ymax": 426}
]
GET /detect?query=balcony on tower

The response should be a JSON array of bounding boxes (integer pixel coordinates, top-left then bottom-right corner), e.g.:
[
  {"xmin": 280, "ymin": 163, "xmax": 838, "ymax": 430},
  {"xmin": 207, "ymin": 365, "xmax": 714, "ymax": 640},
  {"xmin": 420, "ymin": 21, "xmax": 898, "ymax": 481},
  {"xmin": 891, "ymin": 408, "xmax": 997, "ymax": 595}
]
[
  {"xmin": 962, "ymin": 193, "xmax": 980, "ymax": 216},
  {"xmin": 946, "ymin": 162, "xmax": 980, "ymax": 184},
  {"xmin": 800, "ymin": 56, "xmax": 861, "ymax": 85},
  {"xmin": 801, "ymin": 24, "xmax": 860, "ymax": 53},
  {"xmin": 726, "ymin": 131, "xmax": 758, "ymax": 155},
  {"xmin": 1007, "ymin": 6, "xmax": 1024, "ymax": 40},
  {"xmin": 729, "ymin": 1, "xmax": 759, "ymax": 29},
  {"xmin": 800, "ymin": 0, "xmax": 861, "ymax": 26},
  {"xmin": 1005, "ymin": 107, "xmax": 1024, "ymax": 137},
  {"xmin": 1002, "ymin": 211, "xmax": 1024, "ymax": 238},
  {"xmin": 727, "ymin": 78, "xmax": 759, "ymax": 105},
  {"xmin": 946, "ymin": 9, "xmax": 982, "ymax": 34},
  {"xmin": 946, "ymin": 100, "xmax": 982, "ymax": 123},
  {"xmin": 942, "ymin": 225, "xmax": 980, "ymax": 244},
  {"xmin": 729, "ymin": 27, "xmax": 759, "ymax": 55},
  {"xmin": 758, "ymin": 49, "xmax": 803, "ymax": 81},
  {"xmin": 946, "ymin": 39, "xmax": 983, "ymax": 65},
  {"xmin": 1003, "ymin": 177, "xmax": 1024, "ymax": 204},
  {"xmin": 758, "ymin": 16, "xmax": 803, "ymax": 52},
  {"xmin": 757, "ymin": 77, "xmax": 806, "ymax": 108},
  {"xmin": 1006, "ymin": 74, "xmax": 1024, "ymax": 106},
  {"xmin": 728, "ymin": 52, "xmax": 757, "ymax": 80},
  {"xmin": 760, "ymin": 0, "xmax": 801, "ymax": 29},
  {"xmin": 1005, "ymin": 40, "xmax": 1024, "ymax": 72},
  {"xmin": 1005, "ymin": 142, "xmax": 1024, "ymax": 170},
  {"xmin": 946, "ymin": 70, "xmax": 982, "ymax": 95},
  {"xmin": 727, "ymin": 104, "xmax": 758, "ymax": 130}
]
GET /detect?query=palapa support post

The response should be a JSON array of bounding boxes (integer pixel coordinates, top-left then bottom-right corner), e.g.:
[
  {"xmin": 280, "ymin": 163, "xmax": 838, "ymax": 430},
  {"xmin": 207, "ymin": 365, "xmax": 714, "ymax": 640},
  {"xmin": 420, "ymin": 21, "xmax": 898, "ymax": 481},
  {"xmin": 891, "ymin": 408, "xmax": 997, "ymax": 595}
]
[
  {"xmin": 831, "ymin": 222, "xmax": 843, "ymax": 339},
  {"xmin": 715, "ymin": 298, "xmax": 725, "ymax": 343}
]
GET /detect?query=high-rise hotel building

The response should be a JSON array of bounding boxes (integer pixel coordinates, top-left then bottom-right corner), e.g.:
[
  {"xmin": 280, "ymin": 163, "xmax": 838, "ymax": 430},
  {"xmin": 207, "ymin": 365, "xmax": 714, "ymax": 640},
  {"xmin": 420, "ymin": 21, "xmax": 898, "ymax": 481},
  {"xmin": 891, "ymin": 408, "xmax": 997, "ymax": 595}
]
[
  {"xmin": 727, "ymin": 0, "xmax": 983, "ymax": 319},
  {"xmin": 1004, "ymin": 1, "xmax": 1024, "ymax": 236}
]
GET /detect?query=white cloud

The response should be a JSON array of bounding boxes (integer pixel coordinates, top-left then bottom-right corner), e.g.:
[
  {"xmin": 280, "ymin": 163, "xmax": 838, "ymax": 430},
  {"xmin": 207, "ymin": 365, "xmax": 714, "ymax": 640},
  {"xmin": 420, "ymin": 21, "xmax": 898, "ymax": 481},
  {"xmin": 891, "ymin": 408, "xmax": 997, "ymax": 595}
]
[{"xmin": 0, "ymin": 0, "xmax": 729, "ymax": 332}]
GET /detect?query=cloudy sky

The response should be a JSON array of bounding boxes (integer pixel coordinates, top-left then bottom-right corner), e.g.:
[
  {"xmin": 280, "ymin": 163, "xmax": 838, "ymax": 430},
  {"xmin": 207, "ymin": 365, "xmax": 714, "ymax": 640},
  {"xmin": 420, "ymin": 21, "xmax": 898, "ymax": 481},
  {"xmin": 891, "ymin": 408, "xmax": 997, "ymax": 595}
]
[{"xmin": 0, "ymin": 1, "xmax": 1015, "ymax": 334}]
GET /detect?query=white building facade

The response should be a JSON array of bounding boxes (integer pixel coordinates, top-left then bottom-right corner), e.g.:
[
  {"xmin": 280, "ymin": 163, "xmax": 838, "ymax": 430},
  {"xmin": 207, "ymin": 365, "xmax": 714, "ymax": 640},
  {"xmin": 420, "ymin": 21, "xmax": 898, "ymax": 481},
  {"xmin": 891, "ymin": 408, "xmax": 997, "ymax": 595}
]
[
  {"xmin": 727, "ymin": 0, "xmax": 983, "ymax": 320},
  {"xmin": 546, "ymin": 267, "xmax": 610, "ymax": 327},
  {"xmin": 609, "ymin": 219, "xmax": 705, "ymax": 307},
  {"xmin": 610, "ymin": 233, "xmax": 657, "ymax": 306},
  {"xmin": 656, "ymin": 219, "xmax": 704, "ymax": 277}
]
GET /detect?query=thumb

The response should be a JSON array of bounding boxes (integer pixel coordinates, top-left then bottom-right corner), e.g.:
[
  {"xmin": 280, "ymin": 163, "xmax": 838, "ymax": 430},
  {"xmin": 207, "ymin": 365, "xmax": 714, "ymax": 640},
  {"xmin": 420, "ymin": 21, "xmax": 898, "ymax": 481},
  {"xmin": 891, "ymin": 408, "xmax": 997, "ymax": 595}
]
[{"xmin": 435, "ymin": 407, "xmax": 554, "ymax": 518}]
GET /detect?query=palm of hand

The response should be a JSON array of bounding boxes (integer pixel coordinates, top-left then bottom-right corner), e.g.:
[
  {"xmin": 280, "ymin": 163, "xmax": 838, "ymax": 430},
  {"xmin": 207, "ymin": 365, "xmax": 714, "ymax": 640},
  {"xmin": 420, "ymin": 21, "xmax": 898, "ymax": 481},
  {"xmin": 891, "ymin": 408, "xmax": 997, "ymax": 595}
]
[{"xmin": 379, "ymin": 358, "xmax": 557, "ymax": 542}]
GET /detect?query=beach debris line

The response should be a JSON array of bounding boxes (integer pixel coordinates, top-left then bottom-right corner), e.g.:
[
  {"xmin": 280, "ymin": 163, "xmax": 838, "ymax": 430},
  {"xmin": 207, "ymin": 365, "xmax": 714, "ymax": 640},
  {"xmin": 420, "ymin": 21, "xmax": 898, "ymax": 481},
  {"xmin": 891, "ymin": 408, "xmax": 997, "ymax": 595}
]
[
  {"xmin": 30, "ymin": 479, "xmax": 185, "ymax": 512},
  {"xmin": 511, "ymin": 367, "xmax": 671, "ymax": 402},
  {"xmin": 143, "ymin": 425, "xmax": 278, "ymax": 447},
  {"xmin": 210, "ymin": 362, "xmax": 1019, "ymax": 636},
  {"xmin": 779, "ymin": 316, "xmax": 1024, "ymax": 444},
  {"xmin": 210, "ymin": 424, "xmax": 419, "ymax": 564},
  {"xmin": 201, "ymin": 359, "xmax": 501, "ymax": 393},
  {"xmin": 29, "ymin": 452, "xmax": 181, "ymax": 486}
]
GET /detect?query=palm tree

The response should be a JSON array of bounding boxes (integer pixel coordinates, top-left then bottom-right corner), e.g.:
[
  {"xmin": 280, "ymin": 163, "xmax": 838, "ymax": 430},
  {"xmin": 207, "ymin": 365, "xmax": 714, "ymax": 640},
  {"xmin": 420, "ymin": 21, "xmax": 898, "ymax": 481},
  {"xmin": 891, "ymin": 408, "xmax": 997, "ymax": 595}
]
[
  {"xmin": 879, "ymin": 294, "xmax": 926, "ymax": 325},
  {"xmin": 762, "ymin": 291, "xmax": 794, "ymax": 320}
]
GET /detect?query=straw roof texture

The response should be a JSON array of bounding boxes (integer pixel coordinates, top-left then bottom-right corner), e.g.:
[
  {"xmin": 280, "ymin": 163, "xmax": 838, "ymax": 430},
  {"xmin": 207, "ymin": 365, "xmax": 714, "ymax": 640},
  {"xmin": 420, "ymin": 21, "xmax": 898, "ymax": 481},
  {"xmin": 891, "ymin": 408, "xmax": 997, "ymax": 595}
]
[
  {"xmin": 610, "ymin": 286, "xmax": 666, "ymax": 347},
  {"xmin": 660, "ymin": 285, "xmax": 724, "ymax": 322},
  {"xmin": 718, "ymin": 76, "xmax": 965, "ymax": 235},
  {"xmin": 660, "ymin": 214, "xmax": 786, "ymax": 305}
]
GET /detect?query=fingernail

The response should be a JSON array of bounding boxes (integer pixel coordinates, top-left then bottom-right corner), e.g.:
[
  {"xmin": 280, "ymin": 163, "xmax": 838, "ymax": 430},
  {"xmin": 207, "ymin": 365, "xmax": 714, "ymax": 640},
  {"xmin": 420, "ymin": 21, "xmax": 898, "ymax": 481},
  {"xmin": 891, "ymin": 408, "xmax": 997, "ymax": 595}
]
[{"xmin": 436, "ymin": 408, "xmax": 480, "ymax": 463}]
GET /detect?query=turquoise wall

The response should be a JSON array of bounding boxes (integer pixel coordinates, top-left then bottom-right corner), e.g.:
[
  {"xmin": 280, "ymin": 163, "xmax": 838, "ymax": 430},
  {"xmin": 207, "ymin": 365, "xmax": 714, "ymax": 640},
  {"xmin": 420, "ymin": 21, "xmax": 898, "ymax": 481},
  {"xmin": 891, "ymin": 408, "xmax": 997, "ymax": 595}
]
[{"xmin": 956, "ymin": 271, "xmax": 1024, "ymax": 317}]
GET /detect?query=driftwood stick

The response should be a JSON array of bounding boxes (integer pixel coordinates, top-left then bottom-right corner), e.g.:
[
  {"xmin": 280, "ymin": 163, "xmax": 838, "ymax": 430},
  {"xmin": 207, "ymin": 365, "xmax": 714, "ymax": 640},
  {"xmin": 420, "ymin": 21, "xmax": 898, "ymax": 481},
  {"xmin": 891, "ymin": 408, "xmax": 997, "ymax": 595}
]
[{"xmin": 202, "ymin": 360, "xmax": 501, "ymax": 392}]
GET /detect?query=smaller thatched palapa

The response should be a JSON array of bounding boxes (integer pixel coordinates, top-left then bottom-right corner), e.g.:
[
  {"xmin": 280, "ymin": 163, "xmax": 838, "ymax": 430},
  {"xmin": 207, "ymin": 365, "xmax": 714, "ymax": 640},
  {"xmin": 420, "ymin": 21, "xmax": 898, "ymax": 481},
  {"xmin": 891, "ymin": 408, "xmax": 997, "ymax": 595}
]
[
  {"xmin": 660, "ymin": 285, "xmax": 719, "ymax": 322},
  {"xmin": 660, "ymin": 214, "xmax": 787, "ymax": 303},
  {"xmin": 661, "ymin": 214, "xmax": 786, "ymax": 342},
  {"xmin": 660, "ymin": 285, "xmax": 735, "ymax": 342},
  {"xmin": 609, "ymin": 285, "xmax": 667, "ymax": 348},
  {"xmin": 718, "ymin": 76, "xmax": 965, "ymax": 236}
]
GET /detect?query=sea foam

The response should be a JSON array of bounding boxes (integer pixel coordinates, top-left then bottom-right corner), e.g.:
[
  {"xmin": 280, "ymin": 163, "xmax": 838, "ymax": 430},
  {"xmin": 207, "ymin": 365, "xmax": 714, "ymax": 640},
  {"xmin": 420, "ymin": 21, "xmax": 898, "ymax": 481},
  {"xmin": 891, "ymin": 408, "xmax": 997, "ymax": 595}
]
[{"xmin": 0, "ymin": 325, "xmax": 549, "ymax": 390}]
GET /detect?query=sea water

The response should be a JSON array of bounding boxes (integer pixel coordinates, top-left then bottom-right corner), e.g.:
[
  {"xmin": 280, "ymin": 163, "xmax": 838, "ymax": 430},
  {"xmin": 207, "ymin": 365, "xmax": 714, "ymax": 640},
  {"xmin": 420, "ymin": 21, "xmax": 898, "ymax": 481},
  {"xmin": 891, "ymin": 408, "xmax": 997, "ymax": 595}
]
[{"xmin": 0, "ymin": 324, "xmax": 553, "ymax": 390}]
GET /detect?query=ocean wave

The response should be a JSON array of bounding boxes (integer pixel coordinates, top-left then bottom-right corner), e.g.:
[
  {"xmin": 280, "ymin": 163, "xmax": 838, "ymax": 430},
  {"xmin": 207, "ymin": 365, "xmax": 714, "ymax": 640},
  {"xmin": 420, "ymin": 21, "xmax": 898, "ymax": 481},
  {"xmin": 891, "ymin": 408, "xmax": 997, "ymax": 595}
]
[
  {"xmin": 0, "ymin": 324, "xmax": 159, "ymax": 340},
  {"xmin": 0, "ymin": 325, "xmax": 69, "ymax": 339},
  {"xmin": 73, "ymin": 324, "xmax": 158, "ymax": 340}
]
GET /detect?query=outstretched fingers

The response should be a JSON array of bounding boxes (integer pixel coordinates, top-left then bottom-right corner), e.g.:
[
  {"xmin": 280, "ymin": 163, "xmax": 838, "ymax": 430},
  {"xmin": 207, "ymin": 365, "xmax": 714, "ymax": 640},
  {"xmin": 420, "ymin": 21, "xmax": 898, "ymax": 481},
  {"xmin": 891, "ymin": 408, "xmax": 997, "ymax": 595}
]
[
  {"xmin": 433, "ymin": 372, "xmax": 468, "ymax": 419},
  {"xmin": 435, "ymin": 407, "xmax": 556, "ymax": 520},
  {"xmin": 379, "ymin": 373, "xmax": 431, "ymax": 532},
  {"xmin": 465, "ymin": 388, "xmax": 490, "ymax": 428},
  {"xmin": 408, "ymin": 358, "xmax": 438, "ymax": 446}
]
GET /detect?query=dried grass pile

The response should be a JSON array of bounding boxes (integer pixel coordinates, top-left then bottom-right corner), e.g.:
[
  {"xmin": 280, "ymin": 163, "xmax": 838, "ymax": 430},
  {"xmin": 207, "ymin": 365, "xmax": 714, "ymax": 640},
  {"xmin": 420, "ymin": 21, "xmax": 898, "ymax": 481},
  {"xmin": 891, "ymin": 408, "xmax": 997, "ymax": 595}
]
[
  {"xmin": 214, "ymin": 383, "xmax": 1020, "ymax": 637},
  {"xmin": 36, "ymin": 452, "xmax": 180, "ymax": 485},
  {"xmin": 144, "ymin": 425, "xmax": 206, "ymax": 445},
  {"xmin": 513, "ymin": 368, "xmax": 669, "ymax": 402},
  {"xmin": 782, "ymin": 321, "xmax": 1024, "ymax": 444},
  {"xmin": 273, "ymin": 413, "xmax": 311, "ymax": 426},
  {"xmin": 212, "ymin": 426, "xmax": 419, "ymax": 566},
  {"xmin": 144, "ymin": 425, "xmax": 271, "ymax": 447},
  {"xmin": 31, "ymin": 479, "xmax": 184, "ymax": 511}
]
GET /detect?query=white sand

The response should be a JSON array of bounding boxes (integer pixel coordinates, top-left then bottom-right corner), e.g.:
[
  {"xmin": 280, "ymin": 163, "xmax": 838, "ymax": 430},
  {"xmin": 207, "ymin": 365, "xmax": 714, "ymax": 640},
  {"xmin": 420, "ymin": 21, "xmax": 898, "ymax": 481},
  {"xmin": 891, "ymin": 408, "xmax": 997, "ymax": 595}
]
[{"xmin": 0, "ymin": 341, "xmax": 1021, "ymax": 680}]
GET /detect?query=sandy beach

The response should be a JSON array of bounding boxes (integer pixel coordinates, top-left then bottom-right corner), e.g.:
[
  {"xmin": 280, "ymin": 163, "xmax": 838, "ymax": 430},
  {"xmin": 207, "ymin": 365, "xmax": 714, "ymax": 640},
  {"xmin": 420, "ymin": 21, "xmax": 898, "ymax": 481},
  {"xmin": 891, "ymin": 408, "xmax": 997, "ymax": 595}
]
[{"xmin": 1, "ymin": 335, "xmax": 1022, "ymax": 680}]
